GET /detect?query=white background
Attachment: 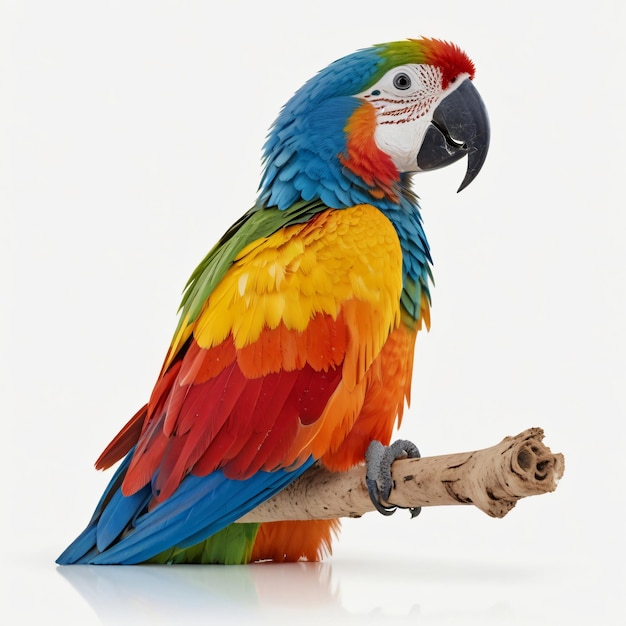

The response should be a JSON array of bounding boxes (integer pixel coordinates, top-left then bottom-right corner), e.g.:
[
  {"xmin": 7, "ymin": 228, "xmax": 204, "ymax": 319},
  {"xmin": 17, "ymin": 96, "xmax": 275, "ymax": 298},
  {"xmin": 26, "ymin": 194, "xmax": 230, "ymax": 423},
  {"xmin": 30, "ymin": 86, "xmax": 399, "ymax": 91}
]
[{"xmin": 2, "ymin": 1, "xmax": 625, "ymax": 624}]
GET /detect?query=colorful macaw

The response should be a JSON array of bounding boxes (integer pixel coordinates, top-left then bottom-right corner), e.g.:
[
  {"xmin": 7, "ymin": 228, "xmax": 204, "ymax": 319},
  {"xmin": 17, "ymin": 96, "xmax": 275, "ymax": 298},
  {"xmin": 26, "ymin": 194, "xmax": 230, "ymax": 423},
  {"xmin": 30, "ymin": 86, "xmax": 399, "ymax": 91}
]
[{"xmin": 57, "ymin": 37, "xmax": 489, "ymax": 565}]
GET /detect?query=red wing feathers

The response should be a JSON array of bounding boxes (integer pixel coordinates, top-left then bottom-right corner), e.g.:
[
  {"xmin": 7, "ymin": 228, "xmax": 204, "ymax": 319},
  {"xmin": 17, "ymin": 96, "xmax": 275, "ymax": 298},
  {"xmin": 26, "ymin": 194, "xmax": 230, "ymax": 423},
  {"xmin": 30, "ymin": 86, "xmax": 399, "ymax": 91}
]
[
  {"xmin": 110, "ymin": 322, "xmax": 416, "ymax": 500},
  {"xmin": 119, "ymin": 313, "xmax": 348, "ymax": 502}
]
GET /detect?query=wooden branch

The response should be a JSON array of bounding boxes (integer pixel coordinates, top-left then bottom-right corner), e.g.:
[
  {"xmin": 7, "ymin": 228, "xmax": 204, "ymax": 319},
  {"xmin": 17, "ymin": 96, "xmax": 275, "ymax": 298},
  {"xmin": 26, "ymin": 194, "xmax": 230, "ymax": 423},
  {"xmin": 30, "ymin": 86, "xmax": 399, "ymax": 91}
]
[{"xmin": 237, "ymin": 428, "xmax": 564, "ymax": 523}]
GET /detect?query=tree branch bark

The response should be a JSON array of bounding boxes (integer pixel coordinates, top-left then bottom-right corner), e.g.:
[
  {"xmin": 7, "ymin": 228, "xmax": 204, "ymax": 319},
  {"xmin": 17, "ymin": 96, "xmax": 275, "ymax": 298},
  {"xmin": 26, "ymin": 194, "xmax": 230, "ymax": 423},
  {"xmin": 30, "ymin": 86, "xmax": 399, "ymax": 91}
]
[{"xmin": 237, "ymin": 427, "xmax": 564, "ymax": 523}]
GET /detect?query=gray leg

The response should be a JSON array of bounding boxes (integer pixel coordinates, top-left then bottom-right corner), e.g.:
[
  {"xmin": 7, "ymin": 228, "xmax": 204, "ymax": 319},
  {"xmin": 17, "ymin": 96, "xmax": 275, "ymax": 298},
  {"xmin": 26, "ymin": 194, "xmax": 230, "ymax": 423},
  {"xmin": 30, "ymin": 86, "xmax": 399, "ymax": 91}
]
[{"xmin": 365, "ymin": 439, "xmax": 421, "ymax": 518}]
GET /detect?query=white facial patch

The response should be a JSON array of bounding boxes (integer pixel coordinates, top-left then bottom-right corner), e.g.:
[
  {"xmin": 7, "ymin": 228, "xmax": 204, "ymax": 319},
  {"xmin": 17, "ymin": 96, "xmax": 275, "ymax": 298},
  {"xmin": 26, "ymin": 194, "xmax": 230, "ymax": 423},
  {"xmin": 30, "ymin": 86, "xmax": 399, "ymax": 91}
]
[{"xmin": 358, "ymin": 65, "xmax": 468, "ymax": 173}]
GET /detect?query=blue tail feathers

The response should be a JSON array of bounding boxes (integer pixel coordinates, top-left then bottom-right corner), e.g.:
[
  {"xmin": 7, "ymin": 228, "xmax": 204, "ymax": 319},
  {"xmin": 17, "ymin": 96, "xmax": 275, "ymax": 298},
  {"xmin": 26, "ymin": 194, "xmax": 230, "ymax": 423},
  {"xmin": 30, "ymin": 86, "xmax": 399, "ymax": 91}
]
[{"xmin": 56, "ymin": 451, "xmax": 315, "ymax": 565}]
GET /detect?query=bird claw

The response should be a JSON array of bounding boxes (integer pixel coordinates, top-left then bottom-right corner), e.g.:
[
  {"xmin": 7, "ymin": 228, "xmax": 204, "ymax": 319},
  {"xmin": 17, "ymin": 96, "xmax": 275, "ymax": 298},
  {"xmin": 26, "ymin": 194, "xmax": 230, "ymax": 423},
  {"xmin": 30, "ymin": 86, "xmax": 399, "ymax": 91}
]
[{"xmin": 365, "ymin": 439, "xmax": 421, "ymax": 518}]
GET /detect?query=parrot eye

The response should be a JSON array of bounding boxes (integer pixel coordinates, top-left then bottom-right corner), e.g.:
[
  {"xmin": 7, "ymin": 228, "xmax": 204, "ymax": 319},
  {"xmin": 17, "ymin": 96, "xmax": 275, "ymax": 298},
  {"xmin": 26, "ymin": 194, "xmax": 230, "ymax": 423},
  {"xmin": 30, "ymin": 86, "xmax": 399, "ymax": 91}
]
[{"xmin": 393, "ymin": 72, "xmax": 411, "ymax": 90}]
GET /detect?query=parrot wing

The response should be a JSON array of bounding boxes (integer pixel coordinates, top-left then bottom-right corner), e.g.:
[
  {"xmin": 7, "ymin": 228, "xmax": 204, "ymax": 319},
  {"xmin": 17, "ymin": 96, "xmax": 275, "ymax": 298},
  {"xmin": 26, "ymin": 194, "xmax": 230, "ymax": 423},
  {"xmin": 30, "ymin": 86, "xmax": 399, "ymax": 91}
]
[{"xmin": 58, "ymin": 199, "xmax": 406, "ymax": 564}]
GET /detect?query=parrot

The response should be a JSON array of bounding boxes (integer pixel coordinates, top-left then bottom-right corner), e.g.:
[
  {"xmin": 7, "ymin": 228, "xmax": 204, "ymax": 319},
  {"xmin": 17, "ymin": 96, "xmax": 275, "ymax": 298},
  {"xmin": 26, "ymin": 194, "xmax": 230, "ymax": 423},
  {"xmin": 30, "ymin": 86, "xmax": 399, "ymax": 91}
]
[{"xmin": 57, "ymin": 37, "xmax": 489, "ymax": 565}]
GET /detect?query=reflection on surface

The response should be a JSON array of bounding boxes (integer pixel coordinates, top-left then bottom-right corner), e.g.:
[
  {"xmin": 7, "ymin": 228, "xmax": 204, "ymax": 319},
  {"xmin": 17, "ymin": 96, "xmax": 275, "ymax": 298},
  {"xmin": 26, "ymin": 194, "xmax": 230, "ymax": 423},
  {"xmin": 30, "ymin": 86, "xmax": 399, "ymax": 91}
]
[
  {"xmin": 57, "ymin": 555, "xmax": 535, "ymax": 624},
  {"xmin": 57, "ymin": 561, "xmax": 342, "ymax": 624}
]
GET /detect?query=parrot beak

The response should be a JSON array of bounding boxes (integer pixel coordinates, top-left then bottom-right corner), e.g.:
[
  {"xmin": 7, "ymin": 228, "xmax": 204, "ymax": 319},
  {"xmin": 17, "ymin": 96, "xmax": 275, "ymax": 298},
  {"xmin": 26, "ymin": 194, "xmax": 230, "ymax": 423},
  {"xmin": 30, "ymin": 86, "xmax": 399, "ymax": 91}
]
[{"xmin": 416, "ymin": 78, "xmax": 490, "ymax": 192}]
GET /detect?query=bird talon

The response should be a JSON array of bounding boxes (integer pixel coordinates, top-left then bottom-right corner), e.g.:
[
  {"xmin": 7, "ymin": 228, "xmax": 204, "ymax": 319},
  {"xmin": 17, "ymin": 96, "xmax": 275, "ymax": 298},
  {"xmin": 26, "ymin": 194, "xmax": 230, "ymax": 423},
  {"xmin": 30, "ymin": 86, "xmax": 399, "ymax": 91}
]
[{"xmin": 366, "ymin": 439, "xmax": 422, "ymax": 518}]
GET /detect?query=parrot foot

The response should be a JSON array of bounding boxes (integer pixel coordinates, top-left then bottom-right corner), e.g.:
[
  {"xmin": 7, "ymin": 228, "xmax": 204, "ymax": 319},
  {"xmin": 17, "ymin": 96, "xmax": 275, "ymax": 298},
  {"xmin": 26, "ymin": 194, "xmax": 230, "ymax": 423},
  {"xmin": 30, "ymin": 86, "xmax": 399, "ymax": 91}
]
[{"xmin": 365, "ymin": 439, "xmax": 421, "ymax": 518}]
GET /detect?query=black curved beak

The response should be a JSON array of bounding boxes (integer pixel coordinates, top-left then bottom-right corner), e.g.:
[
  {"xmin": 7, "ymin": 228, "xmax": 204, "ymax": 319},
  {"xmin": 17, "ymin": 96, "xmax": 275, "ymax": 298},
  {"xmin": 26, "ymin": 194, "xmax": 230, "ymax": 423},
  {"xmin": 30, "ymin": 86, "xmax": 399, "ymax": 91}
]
[{"xmin": 417, "ymin": 79, "xmax": 490, "ymax": 192}]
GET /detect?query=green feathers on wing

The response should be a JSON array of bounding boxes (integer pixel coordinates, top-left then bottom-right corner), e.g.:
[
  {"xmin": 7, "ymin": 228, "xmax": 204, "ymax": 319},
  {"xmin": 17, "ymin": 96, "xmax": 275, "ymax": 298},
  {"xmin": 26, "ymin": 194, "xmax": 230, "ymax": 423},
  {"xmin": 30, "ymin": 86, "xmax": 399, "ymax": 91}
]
[{"xmin": 174, "ymin": 200, "xmax": 331, "ymax": 336}]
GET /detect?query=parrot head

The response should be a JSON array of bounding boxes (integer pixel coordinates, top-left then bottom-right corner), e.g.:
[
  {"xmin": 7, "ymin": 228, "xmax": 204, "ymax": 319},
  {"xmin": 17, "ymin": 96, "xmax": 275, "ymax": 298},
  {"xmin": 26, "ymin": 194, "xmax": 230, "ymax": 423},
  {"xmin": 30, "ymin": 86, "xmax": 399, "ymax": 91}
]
[{"xmin": 259, "ymin": 38, "xmax": 490, "ymax": 210}]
